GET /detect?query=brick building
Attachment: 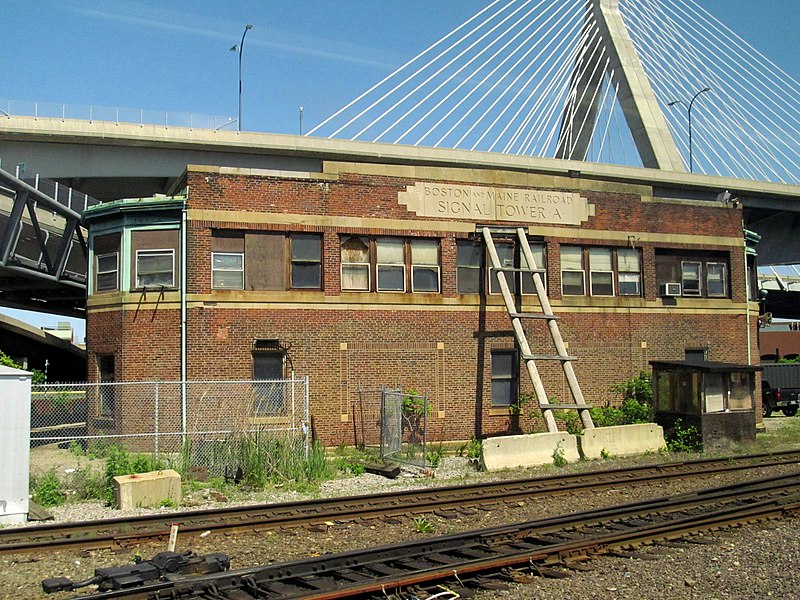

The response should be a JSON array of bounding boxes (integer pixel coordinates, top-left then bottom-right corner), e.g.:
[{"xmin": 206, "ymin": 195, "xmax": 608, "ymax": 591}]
[{"xmin": 82, "ymin": 154, "xmax": 757, "ymax": 446}]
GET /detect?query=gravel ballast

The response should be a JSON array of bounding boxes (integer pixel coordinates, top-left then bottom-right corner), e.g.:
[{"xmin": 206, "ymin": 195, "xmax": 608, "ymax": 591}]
[{"xmin": 5, "ymin": 419, "xmax": 800, "ymax": 599}]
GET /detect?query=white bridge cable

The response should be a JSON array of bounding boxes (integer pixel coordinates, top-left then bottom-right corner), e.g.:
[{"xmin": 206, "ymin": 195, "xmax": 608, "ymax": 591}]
[
  {"xmin": 398, "ymin": 0, "xmax": 561, "ymax": 146},
  {"xmin": 589, "ymin": 70, "xmax": 618, "ymax": 162},
  {"xmin": 499, "ymin": 9, "xmax": 594, "ymax": 154},
  {"xmin": 626, "ymin": 0, "xmax": 800, "ymax": 182},
  {"xmin": 456, "ymin": 12, "xmax": 580, "ymax": 150},
  {"xmin": 304, "ymin": 0, "xmax": 505, "ymax": 138},
  {"xmin": 556, "ymin": 34, "xmax": 610, "ymax": 160},
  {"xmin": 627, "ymin": 0, "xmax": 777, "ymax": 180},
  {"xmin": 492, "ymin": 24, "xmax": 587, "ymax": 154},
  {"xmin": 507, "ymin": 10, "xmax": 596, "ymax": 154},
  {"xmin": 652, "ymin": 0, "xmax": 800, "ymax": 182},
  {"xmin": 539, "ymin": 15, "xmax": 605, "ymax": 156},
  {"xmin": 310, "ymin": 0, "xmax": 800, "ymax": 184},
  {"xmin": 430, "ymin": 0, "xmax": 579, "ymax": 149},
  {"xmin": 362, "ymin": 0, "xmax": 538, "ymax": 143}
]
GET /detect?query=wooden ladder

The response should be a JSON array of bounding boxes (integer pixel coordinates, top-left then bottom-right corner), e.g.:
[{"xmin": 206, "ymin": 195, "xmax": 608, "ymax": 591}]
[{"xmin": 481, "ymin": 226, "xmax": 594, "ymax": 433}]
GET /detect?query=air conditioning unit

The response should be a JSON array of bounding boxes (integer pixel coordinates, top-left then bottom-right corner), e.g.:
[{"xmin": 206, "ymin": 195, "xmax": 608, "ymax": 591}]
[{"xmin": 660, "ymin": 283, "xmax": 682, "ymax": 297}]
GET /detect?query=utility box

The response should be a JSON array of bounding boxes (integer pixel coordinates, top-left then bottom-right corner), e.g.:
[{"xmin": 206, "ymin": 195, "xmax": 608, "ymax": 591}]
[{"xmin": 0, "ymin": 365, "xmax": 32, "ymax": 524}]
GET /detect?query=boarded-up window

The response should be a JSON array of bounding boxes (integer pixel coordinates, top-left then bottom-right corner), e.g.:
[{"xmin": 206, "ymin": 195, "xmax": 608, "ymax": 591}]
[{"xmin": 245, "ymin": 232, "xmax": 285, "ymax": 290}]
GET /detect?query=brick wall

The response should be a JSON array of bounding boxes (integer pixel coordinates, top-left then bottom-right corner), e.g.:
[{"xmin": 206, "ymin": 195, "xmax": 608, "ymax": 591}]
[{"xmin": 86, "ymin": 167, "xmax": 754, "ymax": 445}]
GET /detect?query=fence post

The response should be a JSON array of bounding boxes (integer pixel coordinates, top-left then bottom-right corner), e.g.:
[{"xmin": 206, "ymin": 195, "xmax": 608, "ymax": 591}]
[
  {"xmin": 154, "ymin": 381, "xmax": 159, "ymax": 458},
  {"xmin": 304, "ymin": 375, "xmax": 310, "ymax": 459}
]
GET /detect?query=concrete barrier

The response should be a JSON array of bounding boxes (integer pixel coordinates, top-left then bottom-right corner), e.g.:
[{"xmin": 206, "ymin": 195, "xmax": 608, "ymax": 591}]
[
  {"xmin": 481, "ymin": 432, "xmax": 579, "ymax": 471},
  {"xmin": 113, "ymin": 469, "xmax": 181, "ymax": 510},
  {"xmin": 579, "ymin": 423, "xmax": 666, "ymax": 459}
]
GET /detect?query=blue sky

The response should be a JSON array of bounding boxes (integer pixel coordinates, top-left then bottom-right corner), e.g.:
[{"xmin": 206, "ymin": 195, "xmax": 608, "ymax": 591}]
[{"xmin": 1, "ymin": 0, "xmax": 798, "ymax": 341}]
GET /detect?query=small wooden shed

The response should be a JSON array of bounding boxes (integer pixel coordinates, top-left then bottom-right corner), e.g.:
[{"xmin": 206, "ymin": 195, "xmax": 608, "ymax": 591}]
[{"xmin": 650, "ymin": 360, "xmax": 760, "ymax": 449}]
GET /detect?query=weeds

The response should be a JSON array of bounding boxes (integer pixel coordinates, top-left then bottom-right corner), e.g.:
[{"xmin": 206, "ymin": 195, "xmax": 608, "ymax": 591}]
[
  {"xmin": 552, "ymin": 443, "xmax": 568, "ymax": 468},
  {"xmin": 413, "ymin": 517, "xmax": 435, "ymax": 533},
  {"xmin": 31, "ymin": 470, "xmax": 64, "ymax": 507},
  {"xmin": 458, "ymin": 436, "xmax": 482, "ymax": 460},
  {"xmin": 425, "ymin": 443, "xmax": 446, "ymax": 468}
]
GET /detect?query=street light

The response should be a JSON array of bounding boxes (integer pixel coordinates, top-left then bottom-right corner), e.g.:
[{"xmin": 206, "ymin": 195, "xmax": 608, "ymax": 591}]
[
  {"xmin": 230, "ymin": 24, "xmax": 253, "ymax": 131},
  {"xmin": 668, "ymin": 87, "xmax": 711, "ymax": 173}
]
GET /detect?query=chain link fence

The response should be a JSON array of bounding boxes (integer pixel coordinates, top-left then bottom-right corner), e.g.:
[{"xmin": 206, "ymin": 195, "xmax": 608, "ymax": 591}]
[
  {"xmin": 30, "ymin": 378, "xmax": 310, "ymax": 479},
  {"xmin": 355, "ymin": 386, "xmax": 429, "ymax": 467}
]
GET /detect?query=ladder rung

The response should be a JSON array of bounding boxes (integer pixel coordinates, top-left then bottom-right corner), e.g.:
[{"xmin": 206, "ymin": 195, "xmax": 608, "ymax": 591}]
[
  {"xmin": 523, "ymin": 354, "xmax": 576, "ymax": 361},
  {"xmin": 510, "ymin": 312, "xmax": 559, "ymax": 320},
  {"xmin": 541, "ymin": 404, "xmax": 592, "ymax": 411},
  {"xmin": 494, "ymin": 267, "xmax": 537, "ymax": 273}
]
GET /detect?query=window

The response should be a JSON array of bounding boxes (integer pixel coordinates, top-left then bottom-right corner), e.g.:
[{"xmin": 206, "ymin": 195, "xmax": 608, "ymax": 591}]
[
  {"xmin": 561, "ymin": 246, "xmax": 585, "ymax": 296},
  {"xmin": 411, "ymin": 239, "xmax": 440, "ymax": 292},
  {"xmin": 290, "ymin": 234, "xmax": 322, "ymax": 289},
  {"xmin": 562, "ymin": 246, "xmax": 642, "ymax": 297},
  {"xmin": 212, "ymin": 252, "xmax": 244, "ymax": 289},
  {"xmin": 589, "ymin": 247, "xmax": 614, "ymax": 296},
  {"xmin": 457, "ymin": 240, "xmax": 482, "ymax": 294},
  {"xmin": 93, "ymin": 232, "xmax": 121, "ymax": 293},
  {"xmin": 377, "ymin": 237, "xmax": 406, "ymax": 292},
  {"xmin": 491, "ymin": 350, "xmax": 518, "ymax": 407},
  {"xmin": 341, "ymin": 235, "xmax": 370, "ymax": 291},
  {"xmin": 131, "ymin": 229, "xmax": 180, "ymax": 291},
  {"xmin": 617, "ymin": 248, "xmax": 641, "ymax": 295},
  {"xmin": 707, "ymin": 262, "xmax": 727, "ymax": 297},
  {"xmin": 136, "ymin": 249, "xmax": 174, "ymax": 288},
  {"xmin": 252, "ymin": 340, "xmax": 285, "ymax": 415},
  {"xmin": 681, "ymin": 261, "xmax": 702, "ymax": 296},
  {"xmin": 341, "ymin": 235, "xmax": 441, "ymax": 293},
  {"xmin": 655, "ymin": 250, "xmax": 730, "ymax": 299},
  {"xmin": 96, "ymin": 253, "xmax": 119, "ymax": 291},
  {"xmin": 459, "ymin": 238, "xmax": 544, "ymax": 295}
]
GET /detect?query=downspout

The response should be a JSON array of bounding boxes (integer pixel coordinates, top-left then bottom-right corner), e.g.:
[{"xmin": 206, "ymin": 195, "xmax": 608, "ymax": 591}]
[
  {"xmin": 181, "ymin": 201, "xmax": 188, "ymax": 442},
  {"xmin": 743, "ymin": 220, "xmax": 752, "ymax": 366}
]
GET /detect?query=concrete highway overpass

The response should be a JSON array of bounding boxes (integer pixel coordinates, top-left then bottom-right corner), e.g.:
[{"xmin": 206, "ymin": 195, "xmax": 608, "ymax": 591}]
[{"xmin": 0, "ymin": 115, "xmax": 799, "ymax": 319}]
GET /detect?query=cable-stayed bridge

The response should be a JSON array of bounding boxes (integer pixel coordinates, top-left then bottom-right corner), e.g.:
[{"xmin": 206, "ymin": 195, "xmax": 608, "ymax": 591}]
[{"xmin": 1, "ymin": 0, "xmax": 799, "ymax": 317}]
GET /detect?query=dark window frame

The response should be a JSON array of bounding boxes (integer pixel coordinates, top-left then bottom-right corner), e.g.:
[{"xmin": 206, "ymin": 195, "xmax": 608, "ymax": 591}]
[
  {"xmin": 491, "ymin": 349, "xmax": 519, "ymax": 407},
  {"xmin": 290, "ymin": 233, "xmax": 323, "ymax": 290}
]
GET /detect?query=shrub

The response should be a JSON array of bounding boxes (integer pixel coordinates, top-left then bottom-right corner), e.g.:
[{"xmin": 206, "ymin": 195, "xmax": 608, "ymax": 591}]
[
  {"xmin": 31, "ymin": 470, "xmax": 65, "ymax": 507},
  {"xmin": 612, "ymin": 371, "xmax": 653, "ymax": 405},
  {"xmin": 667, "ymin": 419, "xmax": 703, "ymax": 453}
]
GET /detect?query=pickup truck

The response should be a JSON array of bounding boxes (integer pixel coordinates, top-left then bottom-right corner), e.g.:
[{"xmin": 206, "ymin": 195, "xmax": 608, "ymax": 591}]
[{"xmin": 762, "ymin": 380, "xmax": 800, "ymax": 418}]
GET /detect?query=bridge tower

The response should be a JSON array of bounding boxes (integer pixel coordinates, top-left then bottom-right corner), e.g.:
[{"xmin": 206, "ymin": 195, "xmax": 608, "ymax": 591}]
[{"xmin": 555, "ymin": 0, "xmax": 684, "ymax": 171}]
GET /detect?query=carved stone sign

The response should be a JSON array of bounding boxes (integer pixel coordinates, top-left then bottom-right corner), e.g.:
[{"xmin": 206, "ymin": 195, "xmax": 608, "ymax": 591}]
[{"xmin": 398, "ymin": 182, "xmax": 594, "ymax": 226}]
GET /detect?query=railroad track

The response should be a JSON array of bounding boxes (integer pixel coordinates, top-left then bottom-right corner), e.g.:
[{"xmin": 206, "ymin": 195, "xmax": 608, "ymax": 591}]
[
  {"xmin": 6, "ymin": 450, "xmax": 800, "ymax": 555},
  {"xmin": 76, "ymin": 470, "xmax": 800, "ymax": 599}
]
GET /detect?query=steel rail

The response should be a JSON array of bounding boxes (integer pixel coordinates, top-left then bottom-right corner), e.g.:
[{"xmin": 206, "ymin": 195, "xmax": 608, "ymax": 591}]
[
  {"xmin": 6, "ymin": 450, "xmax": 800, "ymax": 555},
  {"xmin": 74, "ymin": 470, "xmax": 800, "ymax": 599}
]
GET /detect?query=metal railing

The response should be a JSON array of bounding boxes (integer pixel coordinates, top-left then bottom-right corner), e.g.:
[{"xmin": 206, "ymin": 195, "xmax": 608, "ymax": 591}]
[{"xmin": 1, "ymin": 99, "xmax": 238, "ymax": 131}]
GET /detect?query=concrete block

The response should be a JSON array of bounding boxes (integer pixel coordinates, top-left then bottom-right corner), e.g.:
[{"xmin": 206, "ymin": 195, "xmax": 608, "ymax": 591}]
[
  {"xmin": 579, "ymin": 423, "xmax": 666, "ymax": 460},
  {"xmin": 481, "ymin": 432, "xmax": 579, "ymax": 471},
  {"xmin": 113, "ymin": 469, "xmax": 181, "ymax": 510}
]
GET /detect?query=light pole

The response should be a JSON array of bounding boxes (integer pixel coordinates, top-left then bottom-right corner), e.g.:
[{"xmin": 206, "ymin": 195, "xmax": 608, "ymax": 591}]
[
  {"xmin": 230, "ymin": 24, "xmax": 253, "ymax": 131},
  {"xmin": 668, "ymin": 87, "xmax": 711, "ymax": 173}
]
